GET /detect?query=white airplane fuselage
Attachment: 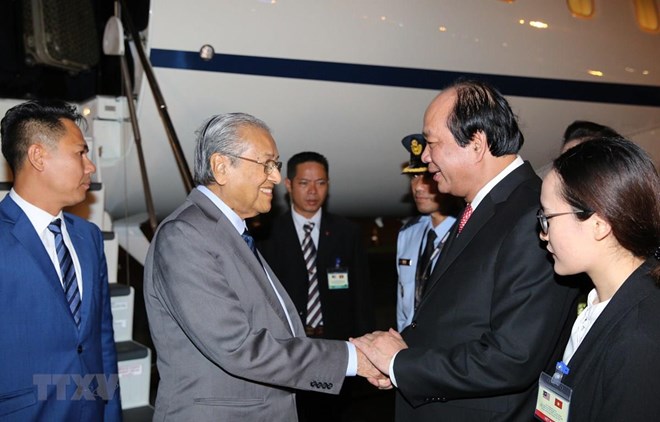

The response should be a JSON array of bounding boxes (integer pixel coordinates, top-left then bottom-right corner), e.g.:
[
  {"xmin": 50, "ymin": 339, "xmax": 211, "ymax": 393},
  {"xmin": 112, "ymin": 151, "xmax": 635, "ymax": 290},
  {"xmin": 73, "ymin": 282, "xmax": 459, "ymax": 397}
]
[{"xmin": 4, "ymin": 0, "xmax": 660, "ymax": 221}]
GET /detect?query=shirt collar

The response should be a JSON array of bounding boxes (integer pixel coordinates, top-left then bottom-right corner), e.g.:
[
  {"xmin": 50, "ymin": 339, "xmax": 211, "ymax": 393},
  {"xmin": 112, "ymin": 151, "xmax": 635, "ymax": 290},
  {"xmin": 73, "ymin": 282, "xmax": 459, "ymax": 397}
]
[
  {"xmin": 470, "ymin": 155, "xmax": 524, "ymax": 210},
  {"xmin": 196, "ymin": 185, "xmax": 246, "ymax": 234},
  {"xmin": 9, "ymin": 189, "xmax": 62, "ymax": 234},
  {"xmin": 291, "ymin": 207, "xmax": 322, "ymax": 231}
]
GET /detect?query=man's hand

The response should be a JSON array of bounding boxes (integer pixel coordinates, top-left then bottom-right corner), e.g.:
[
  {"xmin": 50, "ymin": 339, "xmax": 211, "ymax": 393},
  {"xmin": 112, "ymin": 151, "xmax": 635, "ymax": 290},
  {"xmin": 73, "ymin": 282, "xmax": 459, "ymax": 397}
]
[
  {"xmin": 350, "ymin": 328, "xmax": 407, "ymax": 376},
  {"xmin": 355, "ymin": 348, "xmax": 393, "ymax": 390}
]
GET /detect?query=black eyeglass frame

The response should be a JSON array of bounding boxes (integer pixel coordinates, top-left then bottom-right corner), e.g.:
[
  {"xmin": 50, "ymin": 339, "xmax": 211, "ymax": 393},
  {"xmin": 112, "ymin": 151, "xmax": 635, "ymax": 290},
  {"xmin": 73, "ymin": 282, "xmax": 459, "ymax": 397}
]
[
  {"xmin": 224, "ymin": 153, "xmax": 283, "ymax": 175},
  {"xmin": 536, "ymin": 209, "xmax": 589, "ymax": 234}
]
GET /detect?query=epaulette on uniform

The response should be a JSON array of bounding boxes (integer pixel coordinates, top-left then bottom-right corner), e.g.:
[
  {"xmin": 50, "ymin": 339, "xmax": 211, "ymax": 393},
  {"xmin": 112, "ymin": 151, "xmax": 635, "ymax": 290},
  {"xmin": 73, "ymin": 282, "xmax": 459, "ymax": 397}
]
[{"xmin": 400, "ymin": 215, "xmax": 424, "ymax": 232}]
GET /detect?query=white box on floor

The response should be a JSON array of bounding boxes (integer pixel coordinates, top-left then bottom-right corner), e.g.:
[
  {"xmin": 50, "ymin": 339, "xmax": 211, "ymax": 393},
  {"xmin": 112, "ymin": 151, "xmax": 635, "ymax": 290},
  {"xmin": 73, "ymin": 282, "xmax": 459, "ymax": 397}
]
[
  {"xmin": 110, "ymin": 284, "xmax": 134, "ymax": 342},
  {"xmin": 117, "ymin": 340, "xmax": 151, "ymax": 409}
]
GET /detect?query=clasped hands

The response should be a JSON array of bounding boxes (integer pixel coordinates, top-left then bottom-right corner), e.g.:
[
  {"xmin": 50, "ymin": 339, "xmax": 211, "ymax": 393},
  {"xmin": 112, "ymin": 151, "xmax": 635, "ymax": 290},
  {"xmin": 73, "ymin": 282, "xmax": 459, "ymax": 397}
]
[{"xmin": 351, "ymin": 328, "xmax": 408, "ymax": 390}]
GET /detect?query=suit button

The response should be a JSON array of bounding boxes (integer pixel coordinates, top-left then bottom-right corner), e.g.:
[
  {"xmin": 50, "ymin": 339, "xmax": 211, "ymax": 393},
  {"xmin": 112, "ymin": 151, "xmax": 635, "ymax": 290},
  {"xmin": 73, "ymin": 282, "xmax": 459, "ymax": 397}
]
[
  {"xmin": 411, "ymin": 321, "xmax": 417, "ymax": 329},
  {"xmin": 77, "ymin": 345, "xmax": 83, "ymax": 354}
]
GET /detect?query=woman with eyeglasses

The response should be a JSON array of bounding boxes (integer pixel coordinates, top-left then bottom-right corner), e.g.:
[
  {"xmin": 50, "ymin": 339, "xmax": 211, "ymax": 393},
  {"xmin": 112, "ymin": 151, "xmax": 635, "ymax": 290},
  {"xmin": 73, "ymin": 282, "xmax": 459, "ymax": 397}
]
[{"xmin": 536, "ymin": 136, "xmax": 660, "ymax": 421}]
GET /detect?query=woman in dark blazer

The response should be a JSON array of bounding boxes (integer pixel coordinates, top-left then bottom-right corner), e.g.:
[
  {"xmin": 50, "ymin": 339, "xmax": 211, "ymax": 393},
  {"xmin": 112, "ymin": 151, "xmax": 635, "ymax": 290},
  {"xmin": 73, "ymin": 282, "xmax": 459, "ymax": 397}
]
[{"xmin": 537, "ymin": 136, "xmax": 660, "ymax": 421}]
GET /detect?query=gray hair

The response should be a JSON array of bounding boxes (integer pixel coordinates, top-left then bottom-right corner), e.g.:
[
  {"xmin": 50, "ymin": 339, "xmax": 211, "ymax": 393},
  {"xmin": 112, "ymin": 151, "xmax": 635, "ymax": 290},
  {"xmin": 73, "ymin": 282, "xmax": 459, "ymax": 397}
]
[{"xmin": 193, "ymin": 112, "xmax": 271, "ymax": 185}]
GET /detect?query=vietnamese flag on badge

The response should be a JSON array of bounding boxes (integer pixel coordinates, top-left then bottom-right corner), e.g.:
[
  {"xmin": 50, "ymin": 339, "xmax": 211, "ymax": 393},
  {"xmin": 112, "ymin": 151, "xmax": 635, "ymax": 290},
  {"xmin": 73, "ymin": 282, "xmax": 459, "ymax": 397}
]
[{"xmin": 555, "ymin": 398, "xmax": 563, "ymax": 409}]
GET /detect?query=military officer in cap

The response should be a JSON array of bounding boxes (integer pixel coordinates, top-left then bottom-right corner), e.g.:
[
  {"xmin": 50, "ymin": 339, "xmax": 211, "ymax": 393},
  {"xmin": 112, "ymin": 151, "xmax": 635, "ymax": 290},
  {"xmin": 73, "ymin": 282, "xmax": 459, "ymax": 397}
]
[{"xmin": 396, "ymin": 134, "xmax": 460, "ymax": 331}]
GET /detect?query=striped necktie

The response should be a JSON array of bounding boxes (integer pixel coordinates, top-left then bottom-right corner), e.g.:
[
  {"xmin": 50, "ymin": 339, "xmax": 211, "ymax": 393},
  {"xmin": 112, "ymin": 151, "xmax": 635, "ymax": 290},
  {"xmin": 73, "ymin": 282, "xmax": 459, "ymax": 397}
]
[
  {"xmin": 48, "ymin": 219, "xmax": 82, "ymax": 328},
  {"xmin": 303, "ymin": 223, "xmax": 323, "ymax": 328}
]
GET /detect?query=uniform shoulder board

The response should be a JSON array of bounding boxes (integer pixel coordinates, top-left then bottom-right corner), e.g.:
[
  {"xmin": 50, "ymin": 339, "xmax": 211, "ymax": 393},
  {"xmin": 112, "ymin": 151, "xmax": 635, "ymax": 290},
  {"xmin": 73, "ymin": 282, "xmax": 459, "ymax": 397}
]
[{"xmin": 400, "ymin": 215, "xmax": 424, "ymax": 232}]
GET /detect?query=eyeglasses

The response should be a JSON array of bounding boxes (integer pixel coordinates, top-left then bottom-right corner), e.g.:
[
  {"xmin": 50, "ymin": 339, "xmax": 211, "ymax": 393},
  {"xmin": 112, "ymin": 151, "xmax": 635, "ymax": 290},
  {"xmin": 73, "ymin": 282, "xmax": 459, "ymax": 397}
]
[
  {"xmin": 225, "ymin": 153, "xmax": 282, "ymax": 175},
  {"xmin": 536, "ymin": 209, "xmax": 587, "ymax": 235}
]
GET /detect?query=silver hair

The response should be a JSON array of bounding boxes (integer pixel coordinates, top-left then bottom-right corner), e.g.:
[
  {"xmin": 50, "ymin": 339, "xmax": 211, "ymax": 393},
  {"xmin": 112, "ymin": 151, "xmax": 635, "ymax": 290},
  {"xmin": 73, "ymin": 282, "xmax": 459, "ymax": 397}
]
[{"xmin": 193, "ymin": 112, "xmax": 271, "ymax": 185}]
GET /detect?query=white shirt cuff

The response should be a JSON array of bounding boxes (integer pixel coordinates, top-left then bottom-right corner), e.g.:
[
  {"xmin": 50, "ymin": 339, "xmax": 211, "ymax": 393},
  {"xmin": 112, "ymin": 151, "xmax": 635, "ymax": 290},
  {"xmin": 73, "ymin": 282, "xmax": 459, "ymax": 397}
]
[
  {"xmin": 346, "ymin": 341, "xmax": 357, "ymax": 376},
  {"xmin": 389, "ymin": 350, "xmax": 401, "ymax": 387}
]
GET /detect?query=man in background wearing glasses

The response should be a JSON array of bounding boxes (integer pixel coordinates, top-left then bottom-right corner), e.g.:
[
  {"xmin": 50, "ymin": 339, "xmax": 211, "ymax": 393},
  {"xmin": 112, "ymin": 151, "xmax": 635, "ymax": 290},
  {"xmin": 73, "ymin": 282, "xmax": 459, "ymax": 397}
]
[
  {"xmin": 144, "ymin": 113, "xmax": 386, "ymax": 421},
  {"xmin": 260, "ymin": 151, "xmax": 375, "ymax": 422}
]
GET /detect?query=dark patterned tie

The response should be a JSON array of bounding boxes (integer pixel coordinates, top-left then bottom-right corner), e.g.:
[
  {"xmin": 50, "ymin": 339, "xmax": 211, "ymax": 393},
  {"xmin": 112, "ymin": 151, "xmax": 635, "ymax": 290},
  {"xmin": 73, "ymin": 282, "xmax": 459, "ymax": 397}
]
[
  {"xmin": 458, "ymin": 203, "xmax": 473, "ymax": 234},
  {"xmin": 241, "ymin": 229, "xmax": 261, "ymax": 263},
  {"xmin": 48, "ymin": 219, "xmax": 82, "ymax": 328},
  {"xmin": 303, "ymin": 223, "xmax": 323, "ymax": 328},
  {"xmin": 415, "ymin": 229, "xmax": 437, "ymax": 307}
]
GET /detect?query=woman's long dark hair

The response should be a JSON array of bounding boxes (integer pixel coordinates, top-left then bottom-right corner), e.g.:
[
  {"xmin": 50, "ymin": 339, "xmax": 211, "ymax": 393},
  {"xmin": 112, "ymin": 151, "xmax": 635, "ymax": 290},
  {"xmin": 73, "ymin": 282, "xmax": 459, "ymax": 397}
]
[{"xmin": 553, "ymin": 137, "xmax": 660, "ymax": 281}]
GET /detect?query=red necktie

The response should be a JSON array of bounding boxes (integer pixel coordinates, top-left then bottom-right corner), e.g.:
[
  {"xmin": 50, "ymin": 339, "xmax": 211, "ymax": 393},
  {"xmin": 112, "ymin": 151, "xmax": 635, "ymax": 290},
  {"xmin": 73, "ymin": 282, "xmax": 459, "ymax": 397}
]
[{"xmin": 457, "ymin": 203, "xmax": 473, "ymax": 234}]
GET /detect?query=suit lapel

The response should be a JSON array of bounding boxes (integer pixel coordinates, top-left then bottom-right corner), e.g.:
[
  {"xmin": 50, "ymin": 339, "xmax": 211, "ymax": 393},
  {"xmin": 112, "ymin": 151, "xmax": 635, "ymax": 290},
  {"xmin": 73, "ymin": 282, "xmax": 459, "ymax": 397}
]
[
  {"xmin": 190, "ymin": 190, "xmax": 298, "ymax": 336},
  {"xmin": 432, "ymin": 199, "xmax": 494, "ymax": 277},
  {"xmin": 283, "ymin": 213, "xmax": 306, "ymax": 271},
  {"xmin": 565, "ymin": 261, "xmax": 655, "ymax": 386},
  {"xmin": 3, "ymin": 197, "xmax": 74, "ymax": 318},
  {"xmin": 418, "ymin": 162, "xmax": 536, "ymax": 308},
  {"xmin": 66, "ymin": 214, "xmax": 94, "ymax": 333},
  {"xmin": 282, "ymin": 212, "xmax": 311, "ymax": 311},
  {"xmin": 261, "ymin": 257, "xmax": 305, "ymax": 335},
  {"xmin": 317, "ymin": 214, "xmax": 333, "ymax": 273}
]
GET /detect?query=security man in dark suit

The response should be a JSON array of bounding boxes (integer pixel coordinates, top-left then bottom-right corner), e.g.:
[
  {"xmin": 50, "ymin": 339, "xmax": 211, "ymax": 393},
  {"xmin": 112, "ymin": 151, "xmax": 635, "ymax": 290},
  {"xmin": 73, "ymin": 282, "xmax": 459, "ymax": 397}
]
[{"xmin": 260, "ymin": 151, "xmax": 375, "ymax": 422}]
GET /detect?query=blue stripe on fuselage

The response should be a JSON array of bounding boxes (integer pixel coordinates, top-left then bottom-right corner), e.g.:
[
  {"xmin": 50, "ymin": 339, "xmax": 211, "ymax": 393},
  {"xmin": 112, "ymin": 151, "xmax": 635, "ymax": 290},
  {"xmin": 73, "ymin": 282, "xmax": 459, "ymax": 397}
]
[{"xmin": 150, "ymin": 49, "xmax": 660, "ymax": 107}]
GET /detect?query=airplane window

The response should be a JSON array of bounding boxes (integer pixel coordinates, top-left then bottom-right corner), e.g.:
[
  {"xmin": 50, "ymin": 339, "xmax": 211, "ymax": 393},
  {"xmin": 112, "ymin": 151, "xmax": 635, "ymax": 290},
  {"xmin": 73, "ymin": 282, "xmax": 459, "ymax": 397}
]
[
  {"xmin": 567, "ymin": 0, "xmax": 595, "ymax": 18},
  {"xmin": 634, "ymin": 0, "xmax": 660, "ymax": 32}
]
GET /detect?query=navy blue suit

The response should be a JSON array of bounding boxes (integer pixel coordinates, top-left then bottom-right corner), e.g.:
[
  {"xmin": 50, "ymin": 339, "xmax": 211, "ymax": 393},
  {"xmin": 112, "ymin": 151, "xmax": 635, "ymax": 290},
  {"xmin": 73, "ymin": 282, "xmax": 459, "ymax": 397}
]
[{"xmin": 0, "ymin": 195, "xmax": 120, "ymax": 421}]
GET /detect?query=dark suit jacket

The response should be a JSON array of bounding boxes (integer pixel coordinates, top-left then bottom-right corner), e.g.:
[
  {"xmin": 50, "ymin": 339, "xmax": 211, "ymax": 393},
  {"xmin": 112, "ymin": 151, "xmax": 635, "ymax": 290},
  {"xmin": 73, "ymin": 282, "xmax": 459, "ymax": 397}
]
[
  {"xmin": 0, "ymin": 195, "xmax": 121, "ymax": 421},
  {"xmin": 561, "ymin": 259, "xmax": 660, "ymax": 421},
  {"xmin": 393, "ymin": 162, "xmax": 579, "ymax": 422},
  {"xmin": 260, "ymin": 211, "xmax": 375, "ymax": 340}
]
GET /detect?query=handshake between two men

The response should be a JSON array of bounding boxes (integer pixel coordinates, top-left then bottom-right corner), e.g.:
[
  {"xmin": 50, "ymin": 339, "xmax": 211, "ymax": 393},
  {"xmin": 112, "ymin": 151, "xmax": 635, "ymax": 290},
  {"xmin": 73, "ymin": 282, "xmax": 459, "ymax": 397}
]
[{"xmin": 353, "ymin": 328, "xmax": 408, "ymax": 390}]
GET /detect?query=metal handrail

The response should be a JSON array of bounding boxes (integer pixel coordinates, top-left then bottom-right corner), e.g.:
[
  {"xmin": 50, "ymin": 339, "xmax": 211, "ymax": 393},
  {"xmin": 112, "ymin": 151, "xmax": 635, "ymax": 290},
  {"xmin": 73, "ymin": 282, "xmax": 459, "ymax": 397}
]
[
  {"xmin": 119, "ymin": 0, "xmax": 194, "ymax": 194},
  {"xmin": 119, "ymin": 54, "xmax": 158, "ymax": 236}
]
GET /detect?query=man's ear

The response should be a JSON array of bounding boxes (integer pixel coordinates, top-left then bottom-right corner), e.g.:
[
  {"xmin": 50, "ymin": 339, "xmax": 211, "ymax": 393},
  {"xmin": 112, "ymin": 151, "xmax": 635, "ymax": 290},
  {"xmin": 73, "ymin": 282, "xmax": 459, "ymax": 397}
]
[
  {"xmin": 210, "ymin": 153, "xmax": 230, "ymax": 185},
  {"xmin": 285, "ymin": 178, "xmax": 292, "ymax": 195},
  {"xmin": 592, "ymin": 213, "xmax": 612, "ymax": 241},
  {"xmin": 26, "ymin": 143, "xmax": 46, "ymax": 171},
  {"xmin": 471, "ymin": 131, "xmax": 488, "ymax": 161}
]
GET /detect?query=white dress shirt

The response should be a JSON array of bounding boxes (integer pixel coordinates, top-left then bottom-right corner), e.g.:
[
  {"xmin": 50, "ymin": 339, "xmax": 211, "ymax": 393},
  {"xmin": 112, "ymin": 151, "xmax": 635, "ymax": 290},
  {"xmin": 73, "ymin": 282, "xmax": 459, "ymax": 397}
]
[
  {"xmin": 291, "ymin": 208, "xmax": 322, "ymax": 247},
  {"xmin": 10, "ymin": 189, "xmax": 84, "ymax": 297},
  {"xmin": 563, "ymin": 288, "xmax": 611, "ymax": 364}
]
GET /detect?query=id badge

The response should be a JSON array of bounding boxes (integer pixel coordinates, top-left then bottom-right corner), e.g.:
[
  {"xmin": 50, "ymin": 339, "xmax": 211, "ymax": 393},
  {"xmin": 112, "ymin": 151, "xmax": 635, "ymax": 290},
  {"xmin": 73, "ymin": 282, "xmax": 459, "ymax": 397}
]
[
  {"xmin": 327, "ymin": 258, "xmax": 349, "ymax": 290},
  {"xmin": 535, "ymin": 362, "xmax": 572, "ymax": 422}
]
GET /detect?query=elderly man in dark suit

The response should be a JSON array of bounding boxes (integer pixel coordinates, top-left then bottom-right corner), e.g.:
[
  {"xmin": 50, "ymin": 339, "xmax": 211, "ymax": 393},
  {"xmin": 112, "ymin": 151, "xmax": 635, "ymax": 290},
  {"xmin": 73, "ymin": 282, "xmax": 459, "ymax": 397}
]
[
  {"xmin": 352, "ymin": 79, "xmax": 579, "ymax": 422},
  {"xmin": 144, "ymin": 114, "xmax": 385, "ymax": 421},
  {"xmin": 260, "ymin": 151, "xmax": 375, "ymax": 422},
  {"xmin": 0, "ymin": 100, "xmax": 121, "ymax": 421}
]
